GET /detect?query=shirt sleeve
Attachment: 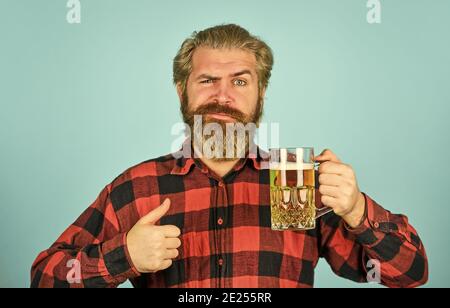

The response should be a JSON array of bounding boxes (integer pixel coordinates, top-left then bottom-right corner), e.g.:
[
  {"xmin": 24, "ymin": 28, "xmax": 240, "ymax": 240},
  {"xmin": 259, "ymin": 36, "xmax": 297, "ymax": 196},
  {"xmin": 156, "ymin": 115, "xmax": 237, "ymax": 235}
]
[
  {"xmin": 30, "ymin": 184, "xmax": 140, "ymax": 288},
  {"xmin": 317, "ymin": 191, "xmax": 428, "ymax": 288}
]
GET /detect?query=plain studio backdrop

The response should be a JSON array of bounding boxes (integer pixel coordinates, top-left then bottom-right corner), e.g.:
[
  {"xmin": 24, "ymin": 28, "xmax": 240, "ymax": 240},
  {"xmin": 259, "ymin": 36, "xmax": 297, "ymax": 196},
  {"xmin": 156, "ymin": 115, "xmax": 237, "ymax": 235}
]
[{"xmin": 0, "ymin": 0, "xmax": 448, "ymax": 288}]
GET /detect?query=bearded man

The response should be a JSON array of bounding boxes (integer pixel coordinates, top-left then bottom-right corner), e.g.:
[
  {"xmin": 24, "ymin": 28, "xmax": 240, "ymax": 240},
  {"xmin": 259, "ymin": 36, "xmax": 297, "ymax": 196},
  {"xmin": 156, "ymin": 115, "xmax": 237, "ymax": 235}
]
[{"xmin": 31, "ymin": 24, "xmax": 428, "ymax": 288}]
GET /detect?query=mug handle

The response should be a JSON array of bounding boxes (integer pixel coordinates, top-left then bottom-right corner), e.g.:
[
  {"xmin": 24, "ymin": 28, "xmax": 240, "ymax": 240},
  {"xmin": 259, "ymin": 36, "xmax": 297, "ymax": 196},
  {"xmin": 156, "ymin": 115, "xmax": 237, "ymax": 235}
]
[{"xmin": 314, "ymin": 162, "xmax": 334, "ymax": 219}]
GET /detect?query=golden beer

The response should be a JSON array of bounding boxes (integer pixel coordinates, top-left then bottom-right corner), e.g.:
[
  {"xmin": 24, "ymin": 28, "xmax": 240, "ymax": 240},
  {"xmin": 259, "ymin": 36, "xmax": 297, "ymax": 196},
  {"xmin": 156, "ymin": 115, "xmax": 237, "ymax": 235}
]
[{"xmin": 270, "ymin": 162, "xmax": 316, "ymax": 230}]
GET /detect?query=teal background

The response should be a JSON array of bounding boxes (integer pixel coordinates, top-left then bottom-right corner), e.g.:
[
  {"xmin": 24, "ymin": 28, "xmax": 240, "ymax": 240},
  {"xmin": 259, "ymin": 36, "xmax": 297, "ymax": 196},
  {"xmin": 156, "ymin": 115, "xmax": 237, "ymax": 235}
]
[{"xmin": 0, "ymin": 0, "xmax": 448, "ymax": 288}]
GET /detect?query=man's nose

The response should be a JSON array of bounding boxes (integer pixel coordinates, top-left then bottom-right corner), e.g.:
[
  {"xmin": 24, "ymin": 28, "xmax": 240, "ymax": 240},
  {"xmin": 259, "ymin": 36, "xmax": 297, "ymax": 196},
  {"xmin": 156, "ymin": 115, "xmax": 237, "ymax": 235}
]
[{"xmin": 213, "ymin": 81, "xmax": 233, "ymax": 105}]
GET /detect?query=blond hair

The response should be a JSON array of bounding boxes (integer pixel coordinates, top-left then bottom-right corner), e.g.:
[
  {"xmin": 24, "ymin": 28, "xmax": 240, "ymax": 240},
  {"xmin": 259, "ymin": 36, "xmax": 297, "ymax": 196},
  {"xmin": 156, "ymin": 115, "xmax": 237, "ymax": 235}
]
[{"xmin": 173, "ymin": 24, "xmax": 274, "ymax": 99}]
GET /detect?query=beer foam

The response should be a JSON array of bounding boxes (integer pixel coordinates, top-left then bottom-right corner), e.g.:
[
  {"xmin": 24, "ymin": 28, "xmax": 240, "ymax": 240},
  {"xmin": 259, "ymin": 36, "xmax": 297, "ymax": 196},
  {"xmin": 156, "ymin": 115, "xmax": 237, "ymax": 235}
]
[{"xmin": 270, "ymin": 162, "xmax": 314, "ymax": 170}]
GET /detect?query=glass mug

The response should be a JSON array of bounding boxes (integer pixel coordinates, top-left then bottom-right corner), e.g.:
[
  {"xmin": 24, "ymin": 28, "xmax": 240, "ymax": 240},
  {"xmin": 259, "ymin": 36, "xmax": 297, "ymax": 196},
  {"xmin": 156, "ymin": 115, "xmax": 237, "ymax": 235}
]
[{"xmin": 269, "ymin": 147, "xmax": 333, "ymax": 231}]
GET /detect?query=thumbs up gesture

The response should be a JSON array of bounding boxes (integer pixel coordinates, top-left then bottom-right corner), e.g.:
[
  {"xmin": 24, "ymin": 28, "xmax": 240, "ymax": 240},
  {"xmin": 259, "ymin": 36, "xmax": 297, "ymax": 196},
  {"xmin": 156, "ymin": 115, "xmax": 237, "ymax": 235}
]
[{"xmin": 126, "ymin": 199, "xmax": 181, "ymax": 273}]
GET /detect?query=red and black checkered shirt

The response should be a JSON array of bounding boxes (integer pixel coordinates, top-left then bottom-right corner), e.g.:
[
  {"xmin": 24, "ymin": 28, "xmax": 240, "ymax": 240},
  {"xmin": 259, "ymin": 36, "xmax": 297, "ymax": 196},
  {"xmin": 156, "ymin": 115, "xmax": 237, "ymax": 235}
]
[{"xmin": 31, "ymin": 144, "xmax": 428, "ymax": 288}]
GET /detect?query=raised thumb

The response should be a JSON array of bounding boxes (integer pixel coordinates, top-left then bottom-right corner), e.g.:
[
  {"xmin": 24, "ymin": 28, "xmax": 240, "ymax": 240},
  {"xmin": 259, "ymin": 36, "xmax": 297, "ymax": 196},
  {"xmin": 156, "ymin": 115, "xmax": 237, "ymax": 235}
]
[{"xmin": 137, "ymin": 198, "xmax": 171, "ymax": 225}]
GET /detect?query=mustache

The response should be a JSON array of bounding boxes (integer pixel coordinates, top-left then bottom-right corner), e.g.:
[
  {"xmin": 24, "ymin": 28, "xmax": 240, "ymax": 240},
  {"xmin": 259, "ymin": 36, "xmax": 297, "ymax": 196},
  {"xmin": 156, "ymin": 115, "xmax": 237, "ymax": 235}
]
[{"xmin": 192, "ymin": 103, "xmax": 246, "ymax": 121}]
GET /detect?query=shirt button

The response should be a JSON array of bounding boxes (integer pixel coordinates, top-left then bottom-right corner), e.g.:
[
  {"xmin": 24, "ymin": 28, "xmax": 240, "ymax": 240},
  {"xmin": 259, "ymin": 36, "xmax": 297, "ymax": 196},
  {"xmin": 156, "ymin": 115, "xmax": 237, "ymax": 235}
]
[
  {"xmin": 218, "ymin": 181, "xmax": 224, "ymax": 187},
  {"xmin": 218, "ymin": 217, "xmax": 224, "ymax": 225},
  {"xmin": 373, "ymin": 222, "xmax": 380, "ymax": 228},
  {"xmin": 218, "ymin": 258, "xmax": 224, "ymax": 266}
]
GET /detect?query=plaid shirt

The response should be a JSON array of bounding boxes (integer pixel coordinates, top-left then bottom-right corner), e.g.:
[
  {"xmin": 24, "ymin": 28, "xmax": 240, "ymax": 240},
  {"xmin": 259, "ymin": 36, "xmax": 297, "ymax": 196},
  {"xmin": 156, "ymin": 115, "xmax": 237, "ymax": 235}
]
[{"xmin": 31, "ymin": 143, "xmax": 428, "ymax": 288}]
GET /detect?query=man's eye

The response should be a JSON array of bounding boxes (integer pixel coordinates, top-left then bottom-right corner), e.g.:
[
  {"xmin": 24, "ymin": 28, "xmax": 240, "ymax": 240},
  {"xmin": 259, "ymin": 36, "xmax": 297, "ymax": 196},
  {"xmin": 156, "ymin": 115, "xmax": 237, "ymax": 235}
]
[
  {"xmin": 200, "ymin": 79, "xmax": 214, "ymax": 84},
  {"xmin": 233, "ymin": 79, "xmax": 247, "ymax": 86}
]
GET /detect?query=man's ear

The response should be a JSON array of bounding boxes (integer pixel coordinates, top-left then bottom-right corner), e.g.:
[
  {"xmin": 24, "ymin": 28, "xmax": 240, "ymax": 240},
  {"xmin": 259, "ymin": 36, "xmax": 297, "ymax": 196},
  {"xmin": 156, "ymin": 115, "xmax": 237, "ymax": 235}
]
[
  {"xmin": 261, "ymin": 87, "xmax": 266, "ymax": 99},
  {"xmin": 260, "ymin": 87, "xmax": 267, "ymax": 104},
  {"xmin": 176, "ymin": 83, "xmax": 183, "ymax": 104}
]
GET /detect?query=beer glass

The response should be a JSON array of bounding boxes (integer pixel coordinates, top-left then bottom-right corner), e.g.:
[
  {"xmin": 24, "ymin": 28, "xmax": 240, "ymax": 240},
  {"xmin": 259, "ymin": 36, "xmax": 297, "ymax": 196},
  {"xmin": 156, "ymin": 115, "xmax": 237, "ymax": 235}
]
[{"xmin": 269, "ymin": 147, "xmax": 333, "ymax": 230}]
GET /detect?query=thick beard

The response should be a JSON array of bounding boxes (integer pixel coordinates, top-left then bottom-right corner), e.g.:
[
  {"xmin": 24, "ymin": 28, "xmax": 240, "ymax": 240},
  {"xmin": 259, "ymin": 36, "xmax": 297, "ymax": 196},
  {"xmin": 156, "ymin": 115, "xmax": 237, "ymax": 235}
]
[{"xmin": 181, "ymin": 92, "xmax": 264, "ymax": 162}]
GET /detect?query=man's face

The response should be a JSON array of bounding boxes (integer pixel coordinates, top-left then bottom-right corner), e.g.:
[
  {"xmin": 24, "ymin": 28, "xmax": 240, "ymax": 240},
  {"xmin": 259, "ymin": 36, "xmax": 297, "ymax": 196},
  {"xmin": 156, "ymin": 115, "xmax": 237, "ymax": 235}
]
[
  {"xmin": 179, "ymin": 47, "xmax": 262, "ymax": 124},
  {"xmin": 177, "ymin": 47, "xmax": 264, "ymax": 161},
  {"xmin": 178, "ymin": 47, "xmax": 265, "ymax": 161}
]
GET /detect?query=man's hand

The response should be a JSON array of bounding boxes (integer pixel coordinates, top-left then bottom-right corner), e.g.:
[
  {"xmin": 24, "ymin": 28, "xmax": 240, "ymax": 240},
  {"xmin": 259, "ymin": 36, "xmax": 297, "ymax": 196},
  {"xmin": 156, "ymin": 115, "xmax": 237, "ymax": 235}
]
[
  {"xmin": 126, "ymin": 198, "xmax": 181, "ymax": 273},
  {"xmin": 314, "ymin": 149, "xmax": 366, "ymax": 228}
]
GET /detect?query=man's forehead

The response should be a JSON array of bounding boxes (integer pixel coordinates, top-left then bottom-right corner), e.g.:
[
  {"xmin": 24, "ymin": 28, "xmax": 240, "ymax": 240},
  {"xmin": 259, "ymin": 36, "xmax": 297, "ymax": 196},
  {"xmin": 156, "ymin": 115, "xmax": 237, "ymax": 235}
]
[{"xmin": 191, "ymin": 47, "xmax": 257, "ymax": 74}]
